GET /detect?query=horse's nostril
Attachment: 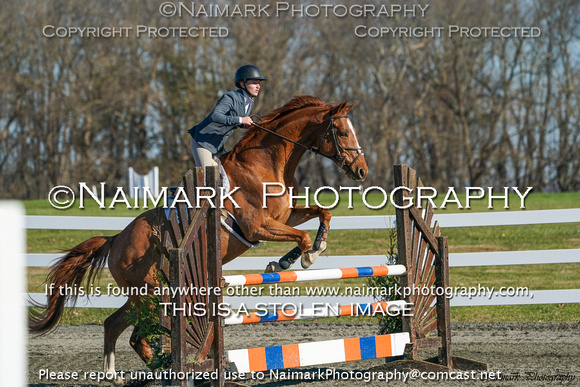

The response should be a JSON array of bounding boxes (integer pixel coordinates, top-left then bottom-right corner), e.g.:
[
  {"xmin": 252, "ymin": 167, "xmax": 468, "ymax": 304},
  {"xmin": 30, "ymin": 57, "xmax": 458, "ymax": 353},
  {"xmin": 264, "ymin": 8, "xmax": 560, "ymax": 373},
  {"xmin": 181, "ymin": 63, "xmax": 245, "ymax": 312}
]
[{"xmin": 358, "ymin": 168, "xmax": 366, "ymax": 178}]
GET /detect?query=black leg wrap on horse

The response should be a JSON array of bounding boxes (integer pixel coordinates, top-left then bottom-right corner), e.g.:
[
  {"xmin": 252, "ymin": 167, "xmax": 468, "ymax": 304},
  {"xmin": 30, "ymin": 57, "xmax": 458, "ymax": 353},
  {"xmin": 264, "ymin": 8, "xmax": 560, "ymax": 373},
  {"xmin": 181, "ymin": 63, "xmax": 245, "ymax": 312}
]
[
  {"xmin": 279, "ymin": 246, "xmax": 302, "ymax": 269},
  {"xmin": 312, "ymin": 224, "xmax": 328, "ymax": 252}
]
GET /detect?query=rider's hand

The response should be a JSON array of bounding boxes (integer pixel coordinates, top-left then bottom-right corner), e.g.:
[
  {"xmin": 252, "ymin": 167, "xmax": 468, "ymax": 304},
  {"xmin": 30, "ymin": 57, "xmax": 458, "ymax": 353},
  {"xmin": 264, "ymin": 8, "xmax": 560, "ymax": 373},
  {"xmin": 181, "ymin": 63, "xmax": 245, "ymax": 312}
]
[{"xmin": 240, "ymin": 116, "xmax": 254, "ymax": 127}]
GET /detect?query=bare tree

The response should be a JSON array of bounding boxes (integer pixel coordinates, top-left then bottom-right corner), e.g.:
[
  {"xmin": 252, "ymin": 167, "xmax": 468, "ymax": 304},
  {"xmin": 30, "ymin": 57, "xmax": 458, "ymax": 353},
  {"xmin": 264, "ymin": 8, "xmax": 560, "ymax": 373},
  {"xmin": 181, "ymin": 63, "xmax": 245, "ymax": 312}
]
[{"xmin": 0, "ymin": 0, "xmax": 577, "ymax": 199}]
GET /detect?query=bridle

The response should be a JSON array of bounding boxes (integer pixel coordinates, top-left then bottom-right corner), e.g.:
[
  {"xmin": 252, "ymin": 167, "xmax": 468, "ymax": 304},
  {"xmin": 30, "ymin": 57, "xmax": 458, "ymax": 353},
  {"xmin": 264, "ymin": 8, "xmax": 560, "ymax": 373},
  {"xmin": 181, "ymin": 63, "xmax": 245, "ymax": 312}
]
[{"xmin": 250, "ymin": 112, "xmax": 364, "ymax": 173}]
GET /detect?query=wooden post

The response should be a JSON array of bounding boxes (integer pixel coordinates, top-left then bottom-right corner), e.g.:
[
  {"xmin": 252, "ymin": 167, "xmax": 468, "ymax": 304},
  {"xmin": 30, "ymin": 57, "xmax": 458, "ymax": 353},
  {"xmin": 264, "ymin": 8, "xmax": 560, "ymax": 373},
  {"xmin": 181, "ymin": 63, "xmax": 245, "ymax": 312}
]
[
  {"xmin": 169, "ymin": 248, "xmax": 186, "ymax": 382},
  {"xmin": 206, "ymin": 166, "xmax": 224, "ymax": 387},
  {"xmin": 393, "ymin": 164, "xmax": 419, "ymax": 360},
  {"xmin": 435, "ymin": 236, "xmax": 452, "ymax": 368}
]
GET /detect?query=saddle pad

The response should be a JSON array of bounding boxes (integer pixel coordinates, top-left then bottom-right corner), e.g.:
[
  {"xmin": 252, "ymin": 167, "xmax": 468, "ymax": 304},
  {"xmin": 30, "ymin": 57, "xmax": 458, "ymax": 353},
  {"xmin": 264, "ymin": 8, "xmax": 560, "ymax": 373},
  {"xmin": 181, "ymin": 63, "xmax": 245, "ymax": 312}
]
[{"xmin": 221, "ymin": 210, "xmax": 260, "ymax": 248}]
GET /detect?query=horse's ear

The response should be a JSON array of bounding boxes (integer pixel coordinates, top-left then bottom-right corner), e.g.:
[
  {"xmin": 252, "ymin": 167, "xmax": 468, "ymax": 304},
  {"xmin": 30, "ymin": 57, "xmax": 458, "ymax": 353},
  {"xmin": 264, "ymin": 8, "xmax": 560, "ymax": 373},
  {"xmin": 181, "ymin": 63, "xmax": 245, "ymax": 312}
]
[
  {"xmin": 335, "ymin": 100, "xmax": 358, "ymax": 115},
  {"xmin": 344, "ymin": 101, "xmax": 358, "ymax": 113}
]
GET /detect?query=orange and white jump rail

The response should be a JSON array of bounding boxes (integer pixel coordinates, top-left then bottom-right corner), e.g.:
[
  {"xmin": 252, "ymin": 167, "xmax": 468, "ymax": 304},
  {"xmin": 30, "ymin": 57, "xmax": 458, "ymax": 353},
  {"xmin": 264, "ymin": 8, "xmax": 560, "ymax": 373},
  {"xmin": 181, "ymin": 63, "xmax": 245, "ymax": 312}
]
[
  {"xmin": 223, "ymin": 300, "xmax": 408, "ymax": 325},
  {"xmin": 223, "ymin": 265, "xmax": 407, "ymax": 287},
  {"xmin": 227, "ymin": 332, "xmax": 410, "ymax": 373}
]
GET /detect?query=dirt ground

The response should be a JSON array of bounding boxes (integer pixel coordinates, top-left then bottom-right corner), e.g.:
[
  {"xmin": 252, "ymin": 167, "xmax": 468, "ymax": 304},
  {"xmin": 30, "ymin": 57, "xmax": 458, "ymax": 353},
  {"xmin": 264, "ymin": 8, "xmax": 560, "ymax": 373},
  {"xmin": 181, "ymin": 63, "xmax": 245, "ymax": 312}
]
[{"xmin": 28, "ymin": 321, "xmax": 579, "ymax": 387}]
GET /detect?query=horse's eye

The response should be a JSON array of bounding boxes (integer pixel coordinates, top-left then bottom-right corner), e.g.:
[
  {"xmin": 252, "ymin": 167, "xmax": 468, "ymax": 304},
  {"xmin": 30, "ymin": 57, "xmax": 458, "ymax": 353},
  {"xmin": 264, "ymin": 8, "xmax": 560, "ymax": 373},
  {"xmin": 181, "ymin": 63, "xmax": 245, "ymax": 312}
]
[{"xmin": 339, "ymin": 131, "xmax": 348, "ymax": 138}]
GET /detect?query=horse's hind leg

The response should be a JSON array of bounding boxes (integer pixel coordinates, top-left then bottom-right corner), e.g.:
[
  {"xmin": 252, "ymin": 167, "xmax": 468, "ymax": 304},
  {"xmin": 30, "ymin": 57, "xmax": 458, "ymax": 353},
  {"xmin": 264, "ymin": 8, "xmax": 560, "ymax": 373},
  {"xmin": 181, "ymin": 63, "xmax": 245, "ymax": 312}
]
[
  {"xmin": 129, "ymin": 325, "xmax": 154, "ymax": 365},
  {"xmin": 103, "ymin": 302, "xmax": 132, "ymax": 383}
]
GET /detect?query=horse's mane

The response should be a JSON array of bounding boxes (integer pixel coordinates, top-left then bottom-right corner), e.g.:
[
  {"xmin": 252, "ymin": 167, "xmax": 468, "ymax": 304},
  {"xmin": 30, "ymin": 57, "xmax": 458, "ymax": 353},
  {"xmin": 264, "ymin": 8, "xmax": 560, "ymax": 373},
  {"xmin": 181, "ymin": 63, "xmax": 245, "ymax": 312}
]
[
  {"xmin": 240, "ymin": 96, "xmax": 330, "ymax": 141},
  {"xmin": 260, "ymin": 96, "xmax": 328, "ymax": 124}
]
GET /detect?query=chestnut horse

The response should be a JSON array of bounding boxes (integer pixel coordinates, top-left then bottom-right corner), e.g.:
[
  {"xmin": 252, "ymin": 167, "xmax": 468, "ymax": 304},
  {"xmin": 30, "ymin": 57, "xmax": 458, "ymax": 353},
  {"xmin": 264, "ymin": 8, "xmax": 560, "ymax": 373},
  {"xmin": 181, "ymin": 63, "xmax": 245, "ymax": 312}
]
[{"xmin": 29, "ymin": 96, "xmax": 368, "ymax": 379}]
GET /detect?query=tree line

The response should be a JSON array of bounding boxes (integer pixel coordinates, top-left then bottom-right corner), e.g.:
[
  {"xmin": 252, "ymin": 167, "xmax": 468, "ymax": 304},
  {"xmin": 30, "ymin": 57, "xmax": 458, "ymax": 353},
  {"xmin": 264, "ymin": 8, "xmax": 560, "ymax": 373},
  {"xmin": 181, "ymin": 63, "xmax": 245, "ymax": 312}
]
[{"xmin": 1, "ymin": 0, "xmax": 578, "ymax": 200}]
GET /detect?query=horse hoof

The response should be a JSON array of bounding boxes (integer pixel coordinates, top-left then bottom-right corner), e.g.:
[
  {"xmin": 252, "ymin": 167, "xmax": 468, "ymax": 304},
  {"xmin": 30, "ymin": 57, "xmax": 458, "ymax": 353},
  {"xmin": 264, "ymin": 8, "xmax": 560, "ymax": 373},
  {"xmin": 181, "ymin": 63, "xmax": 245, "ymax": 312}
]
[
  {"xmin": 279, "ymin": 258, "xmax": 296, "ymax": 270},
  {"xmin": 301, "ymin": 251, "xmax": 317, "ymax": 269},
  {"xmin": 302, "ymin": 241, "xmax": 326, "ymax": 269},
  {"xmin": 265, "ymin": 261, "xmax": 283, "ymax": 273}
]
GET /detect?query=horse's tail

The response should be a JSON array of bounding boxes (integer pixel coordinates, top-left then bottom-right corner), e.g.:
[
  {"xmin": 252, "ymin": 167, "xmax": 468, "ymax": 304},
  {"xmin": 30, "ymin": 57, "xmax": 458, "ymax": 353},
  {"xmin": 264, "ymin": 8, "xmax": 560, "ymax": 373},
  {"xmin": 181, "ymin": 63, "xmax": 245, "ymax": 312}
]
[{"xmin": 29, "ymin": 235, "xmax": 117, "ymax": 334}]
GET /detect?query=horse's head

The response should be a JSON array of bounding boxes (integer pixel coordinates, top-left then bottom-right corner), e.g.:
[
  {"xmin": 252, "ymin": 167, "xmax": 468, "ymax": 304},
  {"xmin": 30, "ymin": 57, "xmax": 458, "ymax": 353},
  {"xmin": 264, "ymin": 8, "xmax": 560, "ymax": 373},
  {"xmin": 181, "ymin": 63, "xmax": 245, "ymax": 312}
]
[
  {"xmin": 317, "ymin": 100, "xmax": 368, "ymax": 181},
  {"xmin": 232, "ymin": 96, "xmax": 368, "ymax": 181}
]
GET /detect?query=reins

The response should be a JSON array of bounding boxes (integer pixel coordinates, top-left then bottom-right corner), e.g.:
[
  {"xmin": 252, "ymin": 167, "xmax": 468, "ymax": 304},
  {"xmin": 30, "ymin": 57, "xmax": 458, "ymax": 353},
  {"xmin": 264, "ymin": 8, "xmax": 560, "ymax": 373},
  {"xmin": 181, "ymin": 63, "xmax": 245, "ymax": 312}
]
[
  {"xmin": 249, "ymin": 112, "xmax": 364, "ymax": 172},
  {"xmin": 249, "ymin": 114, "xmax": 315, "ymax": 153}
]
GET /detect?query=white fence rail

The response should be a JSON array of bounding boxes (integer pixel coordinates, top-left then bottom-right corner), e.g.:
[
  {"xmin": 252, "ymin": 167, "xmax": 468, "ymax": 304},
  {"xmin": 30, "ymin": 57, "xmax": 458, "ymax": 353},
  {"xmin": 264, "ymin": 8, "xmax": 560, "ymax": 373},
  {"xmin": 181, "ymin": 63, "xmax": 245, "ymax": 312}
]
[
  {"xmin": 24, "ymin": 208, "xmax": 580, "ymax": 230},
  {"xmin": 27, "ymin": 209, "xmax": 580, "ymax": 308},
  {"xmin": 28, "ymin": 289, "xmax": 580, "ymax": 310},
  {"xmin": 27, "ymin": 249, "xmax": 580, "ymax": 269}
]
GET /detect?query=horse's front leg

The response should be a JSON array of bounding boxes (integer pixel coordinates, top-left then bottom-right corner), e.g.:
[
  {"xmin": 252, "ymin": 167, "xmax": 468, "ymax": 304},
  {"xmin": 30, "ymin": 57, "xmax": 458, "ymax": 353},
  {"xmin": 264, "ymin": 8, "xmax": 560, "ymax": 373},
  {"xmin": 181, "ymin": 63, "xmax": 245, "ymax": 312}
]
[
  {"xmin": 285, "ymin": 205, "xmax": 331, "ymax": 269},
  {"xmin": 242, "ymin": 218, "xmax": 314, "ymax": 272}
]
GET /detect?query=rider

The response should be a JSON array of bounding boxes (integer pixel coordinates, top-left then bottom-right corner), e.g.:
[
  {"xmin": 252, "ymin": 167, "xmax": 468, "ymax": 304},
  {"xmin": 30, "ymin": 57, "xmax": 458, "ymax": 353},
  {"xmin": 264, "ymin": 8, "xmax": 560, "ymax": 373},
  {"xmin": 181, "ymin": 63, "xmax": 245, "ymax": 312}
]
[{"xmin": 188, "ymin": 64, "xmax": 267, "ymax": 167}]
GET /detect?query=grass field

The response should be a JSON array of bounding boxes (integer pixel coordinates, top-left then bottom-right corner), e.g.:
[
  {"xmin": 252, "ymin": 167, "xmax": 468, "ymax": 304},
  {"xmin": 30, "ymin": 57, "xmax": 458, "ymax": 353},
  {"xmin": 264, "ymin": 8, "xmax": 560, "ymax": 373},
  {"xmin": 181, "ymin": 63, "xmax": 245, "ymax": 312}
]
[{"xmin": 25, "ymin": 190, "xmax": 580, "ymax": 324}]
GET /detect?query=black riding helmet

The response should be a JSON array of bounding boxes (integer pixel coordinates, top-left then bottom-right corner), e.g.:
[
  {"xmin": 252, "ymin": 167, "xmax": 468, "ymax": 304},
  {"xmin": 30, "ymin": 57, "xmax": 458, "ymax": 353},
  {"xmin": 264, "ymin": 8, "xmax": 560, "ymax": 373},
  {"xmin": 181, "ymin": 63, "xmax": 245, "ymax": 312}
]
[{"xmin": 234, "ymin": 64, "xmax": 267, "ymax": 89}]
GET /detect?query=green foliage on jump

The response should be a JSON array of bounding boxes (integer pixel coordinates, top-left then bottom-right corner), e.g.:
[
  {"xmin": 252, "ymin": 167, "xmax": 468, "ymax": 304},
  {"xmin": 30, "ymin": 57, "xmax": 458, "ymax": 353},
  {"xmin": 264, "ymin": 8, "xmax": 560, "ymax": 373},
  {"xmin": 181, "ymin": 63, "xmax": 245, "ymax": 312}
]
[
  {"xmin": 125, "ymin": 271, "xmax": 171, "ymax": 370},
  {"xmin": 125, "ymin": 294, "xmax": 171, "ymax": 370},
  {"xmin": 366, "ymin": 224, "xmax": 403, "ymax": 334}
]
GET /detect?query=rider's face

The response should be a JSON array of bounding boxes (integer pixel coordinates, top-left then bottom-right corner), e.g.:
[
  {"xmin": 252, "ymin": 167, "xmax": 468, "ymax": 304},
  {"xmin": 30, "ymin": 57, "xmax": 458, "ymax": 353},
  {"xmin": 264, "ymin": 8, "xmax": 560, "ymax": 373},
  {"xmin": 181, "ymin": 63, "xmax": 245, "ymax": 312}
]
[{"xmin": 242, "ymin": 80, "xmax": 261, "ymax": 98}]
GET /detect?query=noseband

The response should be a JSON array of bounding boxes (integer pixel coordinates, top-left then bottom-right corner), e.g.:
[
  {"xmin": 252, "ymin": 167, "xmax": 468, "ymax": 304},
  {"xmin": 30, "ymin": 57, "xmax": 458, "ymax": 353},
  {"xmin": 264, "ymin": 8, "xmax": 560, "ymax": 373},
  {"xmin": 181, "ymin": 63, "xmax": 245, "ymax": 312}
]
[{"xmin": 251, "ymin": 111, "xmax": 364, "ymax": 173}]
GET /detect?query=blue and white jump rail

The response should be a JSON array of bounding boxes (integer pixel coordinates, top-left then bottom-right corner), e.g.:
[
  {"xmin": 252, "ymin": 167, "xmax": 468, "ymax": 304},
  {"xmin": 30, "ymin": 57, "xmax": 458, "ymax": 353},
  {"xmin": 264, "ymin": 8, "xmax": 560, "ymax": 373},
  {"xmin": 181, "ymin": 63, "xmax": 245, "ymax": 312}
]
[
  {"xmin": 227, "ymin": 333, "xmax": 410, "ymax": 373},
  {"xmin": 223, "ymin": 300, "xmax": 408, "ymax": 325},
  {"xmin": 223, "ymin": 265, "xmax": 406, "ymax": 286}
]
